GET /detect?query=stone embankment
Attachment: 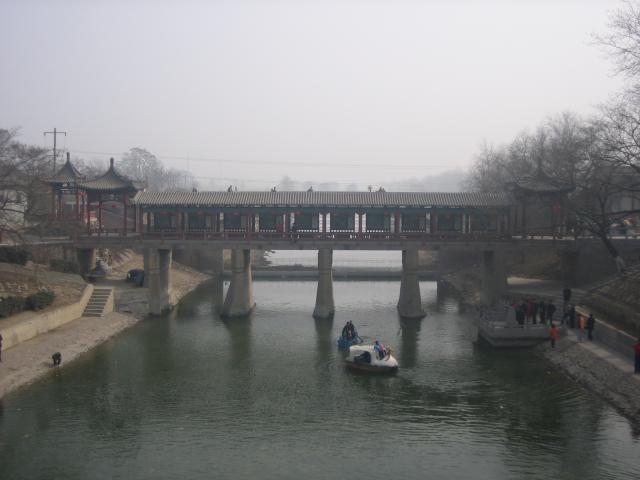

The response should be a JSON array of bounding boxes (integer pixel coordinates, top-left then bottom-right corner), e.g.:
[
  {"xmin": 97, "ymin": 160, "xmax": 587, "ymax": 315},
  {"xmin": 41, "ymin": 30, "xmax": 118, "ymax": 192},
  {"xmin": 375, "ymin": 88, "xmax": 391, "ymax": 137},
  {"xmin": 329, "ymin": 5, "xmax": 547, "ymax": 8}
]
[{"xmin": 539, "ymin": 333, "xmax": 640, "ymax": 424}]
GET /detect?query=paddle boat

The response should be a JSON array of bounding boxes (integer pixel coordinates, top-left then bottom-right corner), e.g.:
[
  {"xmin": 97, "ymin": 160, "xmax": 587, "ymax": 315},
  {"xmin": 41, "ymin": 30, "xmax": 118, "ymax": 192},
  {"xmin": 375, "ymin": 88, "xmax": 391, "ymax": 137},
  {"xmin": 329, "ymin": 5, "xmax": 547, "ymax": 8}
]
[{"xmin": 345, "ymin": 344, "xmax": 399, "ymax": 373}]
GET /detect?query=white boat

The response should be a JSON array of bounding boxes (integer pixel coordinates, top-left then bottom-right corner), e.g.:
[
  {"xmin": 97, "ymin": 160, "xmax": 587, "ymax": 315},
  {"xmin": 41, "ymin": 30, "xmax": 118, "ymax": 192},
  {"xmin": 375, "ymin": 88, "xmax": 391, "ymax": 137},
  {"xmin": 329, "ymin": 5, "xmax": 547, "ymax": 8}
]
[{"xmin": 345, "ymin": 345, "xmax": 399, "ymax": 373}]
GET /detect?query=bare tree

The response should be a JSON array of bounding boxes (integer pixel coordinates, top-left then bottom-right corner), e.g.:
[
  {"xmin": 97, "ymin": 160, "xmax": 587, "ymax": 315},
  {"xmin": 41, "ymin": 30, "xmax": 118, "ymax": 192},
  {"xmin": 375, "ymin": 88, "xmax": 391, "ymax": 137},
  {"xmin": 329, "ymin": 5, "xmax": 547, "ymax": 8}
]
[
  {"xmin": 594, "ymin": 0, "xmax": 640, "ymax": 80},
  {"xmin": 117, "ymin": 147, "xmax": 197, "ymax": 191},
  {"xmin": 0, "ymin": 129, "xmax": 51, "ymax": 242}
]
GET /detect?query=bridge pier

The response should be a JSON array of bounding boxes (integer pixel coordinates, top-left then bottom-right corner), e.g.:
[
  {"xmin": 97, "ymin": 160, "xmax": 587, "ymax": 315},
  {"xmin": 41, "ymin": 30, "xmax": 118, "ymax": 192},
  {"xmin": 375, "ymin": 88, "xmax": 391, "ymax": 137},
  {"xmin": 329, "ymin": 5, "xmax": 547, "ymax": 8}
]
[
  {"xmin": 142, "ymin": 248, "xmax": 150, "ymax": 287},
  {"xmin": 148, "ymin": 248, "xmax": 174, "ymax": 315},
  {"xmin": 397, "ymin": 249, "xmax": 426, "ymax": 319},
  {"xmin": 480, "ymin": 250, "xmax": 507, "ymax": 306},
  {"xmin": 210, "ymin": 249, "xmax": 225, "ymax": 311},
  {"xmin": 313, "ymin": 249, "xmax": 335, "ymax": 320},
  {"xmin": 76, "ymin": 248, "xmax": 95, "ymax": 275},
  {"xmin": 222, "ymin": 249, "xmax": 255, "ymax": 318}
]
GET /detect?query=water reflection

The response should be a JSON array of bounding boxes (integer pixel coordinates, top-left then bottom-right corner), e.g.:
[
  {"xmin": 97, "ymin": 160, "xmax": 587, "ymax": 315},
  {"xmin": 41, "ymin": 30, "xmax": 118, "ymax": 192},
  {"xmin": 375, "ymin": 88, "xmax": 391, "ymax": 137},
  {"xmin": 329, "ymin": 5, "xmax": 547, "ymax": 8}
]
[
  {"xmin": 314, "ymin": 317, "xmax": 333, "ymax": 373},
  {"xmin": 398, "ymin": 317, "xmax": 421, "ymax": 368}
]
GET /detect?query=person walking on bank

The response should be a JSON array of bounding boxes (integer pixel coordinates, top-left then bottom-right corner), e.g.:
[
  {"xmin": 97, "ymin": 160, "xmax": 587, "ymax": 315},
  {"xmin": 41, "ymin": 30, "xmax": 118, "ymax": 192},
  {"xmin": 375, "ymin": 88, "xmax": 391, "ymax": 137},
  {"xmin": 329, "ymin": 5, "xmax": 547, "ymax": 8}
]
[
  {"xmin": 587, "ymin": 314, "xmax": 595, "ymax": 341},
  {"xmin": 0, "ymin": 332, "xmax": 3, "ymax": 362},
  {"xmin": 634, "ymin": 338, "xmax": 640, "ymax": 374},
  {"xmin": 577, "ymin": 314, "xmax": 586, "ymax": 342},
  {"xmin": 550, "ymin": 323, "xmax": 558, "ymax": 349}
]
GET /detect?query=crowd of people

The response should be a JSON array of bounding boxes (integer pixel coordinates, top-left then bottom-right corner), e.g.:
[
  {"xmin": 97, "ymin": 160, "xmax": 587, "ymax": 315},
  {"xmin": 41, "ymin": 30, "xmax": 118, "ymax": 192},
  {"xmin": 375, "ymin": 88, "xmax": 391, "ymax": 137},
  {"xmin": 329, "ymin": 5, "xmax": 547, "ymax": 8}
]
[{"xmin": 509, "ymin": 298, "xmax": 557, "ymax": 326}]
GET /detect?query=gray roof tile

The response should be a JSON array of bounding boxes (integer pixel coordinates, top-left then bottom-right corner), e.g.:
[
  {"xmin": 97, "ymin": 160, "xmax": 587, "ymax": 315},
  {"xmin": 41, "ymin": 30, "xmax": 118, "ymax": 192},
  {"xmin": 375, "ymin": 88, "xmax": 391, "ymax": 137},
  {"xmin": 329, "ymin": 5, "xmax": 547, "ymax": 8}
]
[
  {"xmin": 132, "ymin": 191, "xmax": 512, "ymax": 208},
  {"xmin": 45, "ymin": 159, "xmax": 83, "ymax": 185}
]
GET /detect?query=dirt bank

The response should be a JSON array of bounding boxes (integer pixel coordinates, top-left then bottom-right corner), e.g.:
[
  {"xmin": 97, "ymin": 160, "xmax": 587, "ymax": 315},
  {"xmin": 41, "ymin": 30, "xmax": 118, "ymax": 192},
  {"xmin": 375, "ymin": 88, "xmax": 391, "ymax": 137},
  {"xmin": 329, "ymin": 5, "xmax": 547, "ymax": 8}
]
[{"xmin": 0, "ymin": 252, "xmax": 211, "ymax": 399}]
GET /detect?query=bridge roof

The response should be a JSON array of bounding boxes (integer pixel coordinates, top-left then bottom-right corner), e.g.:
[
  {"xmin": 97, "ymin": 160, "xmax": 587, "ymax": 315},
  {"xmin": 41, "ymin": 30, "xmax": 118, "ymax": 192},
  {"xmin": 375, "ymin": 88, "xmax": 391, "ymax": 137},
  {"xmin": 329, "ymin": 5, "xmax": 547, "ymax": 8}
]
[{"xmin": 132, "ymin": 191, "xmax": 512, "ymax": 208}]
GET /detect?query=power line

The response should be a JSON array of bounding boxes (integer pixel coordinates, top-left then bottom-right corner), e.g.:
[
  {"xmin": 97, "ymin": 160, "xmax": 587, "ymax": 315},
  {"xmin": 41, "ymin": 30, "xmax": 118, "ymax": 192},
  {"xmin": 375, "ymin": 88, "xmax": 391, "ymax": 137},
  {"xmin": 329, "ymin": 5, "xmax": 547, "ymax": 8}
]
[
  {"xmin": 44, "ymin": 127, "xmax": 67, "ymax": 175},
  {"xmin": 69, "ymin": 148, "xmax": 453, "ymax": 170}
]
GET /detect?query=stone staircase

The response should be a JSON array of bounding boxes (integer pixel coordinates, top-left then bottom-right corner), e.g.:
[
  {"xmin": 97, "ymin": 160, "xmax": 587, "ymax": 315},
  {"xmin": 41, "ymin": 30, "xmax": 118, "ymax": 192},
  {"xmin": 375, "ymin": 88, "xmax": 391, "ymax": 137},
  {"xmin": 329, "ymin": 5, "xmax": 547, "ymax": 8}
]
[{"xmin": 82, "ymin": 287, "xmax": 114, "ymax": 318}]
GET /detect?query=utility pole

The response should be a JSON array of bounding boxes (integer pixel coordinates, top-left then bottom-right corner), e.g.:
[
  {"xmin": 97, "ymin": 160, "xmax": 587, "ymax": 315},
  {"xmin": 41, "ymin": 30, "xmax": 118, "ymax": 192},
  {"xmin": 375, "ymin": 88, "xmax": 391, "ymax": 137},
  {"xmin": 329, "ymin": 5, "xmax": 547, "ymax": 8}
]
[{"xmin": 44, "ymin": 127, "xmax": 67, "ymax": 175}]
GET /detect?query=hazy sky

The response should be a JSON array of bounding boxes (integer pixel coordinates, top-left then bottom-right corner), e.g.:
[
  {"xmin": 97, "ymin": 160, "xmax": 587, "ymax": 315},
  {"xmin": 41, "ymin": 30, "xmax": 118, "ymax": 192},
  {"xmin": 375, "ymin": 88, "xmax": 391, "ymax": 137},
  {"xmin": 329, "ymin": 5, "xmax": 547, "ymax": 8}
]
[{"xmin": 0, "ymin": 0, "xmax": 626, "ymax": 190}]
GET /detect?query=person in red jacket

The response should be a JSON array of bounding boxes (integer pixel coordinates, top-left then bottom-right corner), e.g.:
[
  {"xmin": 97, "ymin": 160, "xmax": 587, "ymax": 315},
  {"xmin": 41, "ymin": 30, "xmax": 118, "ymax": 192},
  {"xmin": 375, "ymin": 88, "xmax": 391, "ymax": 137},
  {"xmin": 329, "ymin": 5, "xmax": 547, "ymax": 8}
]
[
  {"xmin": 549, "ymin": 323, "xmax": 559, "ymax": 349},
  {"xmin": 634, "ymin": 338, "xmax": 640, "ymax": 374}
]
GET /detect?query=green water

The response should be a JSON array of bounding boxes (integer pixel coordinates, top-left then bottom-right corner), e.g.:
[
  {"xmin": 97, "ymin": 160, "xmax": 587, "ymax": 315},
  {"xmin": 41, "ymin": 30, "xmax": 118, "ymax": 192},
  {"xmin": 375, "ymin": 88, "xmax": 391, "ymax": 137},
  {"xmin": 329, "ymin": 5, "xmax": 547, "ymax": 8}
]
[{"xmin": 0, "ymin": 280, "xmax": 638, "ymax": 480}]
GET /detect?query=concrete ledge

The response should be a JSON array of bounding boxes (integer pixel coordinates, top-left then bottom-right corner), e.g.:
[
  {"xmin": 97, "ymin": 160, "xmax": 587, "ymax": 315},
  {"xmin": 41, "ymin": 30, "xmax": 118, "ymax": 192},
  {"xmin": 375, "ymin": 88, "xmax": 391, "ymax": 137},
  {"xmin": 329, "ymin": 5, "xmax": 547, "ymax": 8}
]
[
  {"xmin": 1, "ymin": 283, "xmax": 94, "ymax": 350},
  {"xmin": 477, "ymin": 322, "xmax": 551, "ymax": 348}
]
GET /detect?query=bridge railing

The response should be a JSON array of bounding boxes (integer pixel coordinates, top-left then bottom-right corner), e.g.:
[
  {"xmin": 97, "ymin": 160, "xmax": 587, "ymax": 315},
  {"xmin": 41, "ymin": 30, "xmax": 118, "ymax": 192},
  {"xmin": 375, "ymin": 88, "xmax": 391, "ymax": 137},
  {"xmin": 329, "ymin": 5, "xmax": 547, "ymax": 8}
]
[{"xmin": 76, "ymin": 229, "xmax": 514, "ymax": 242}]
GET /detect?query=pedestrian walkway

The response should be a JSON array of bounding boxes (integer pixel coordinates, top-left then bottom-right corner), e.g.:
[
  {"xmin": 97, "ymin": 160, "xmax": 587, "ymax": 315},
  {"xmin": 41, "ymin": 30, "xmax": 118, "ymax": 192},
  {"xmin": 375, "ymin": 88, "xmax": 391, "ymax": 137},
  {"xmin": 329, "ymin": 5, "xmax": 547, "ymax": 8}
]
[
  {"xmin": 564, "ymin": 328, "xmax": 639, "ymax": 381},
  {"xmin": 508, "ymin": 276, "xmax": 638, "ymax": 379}
]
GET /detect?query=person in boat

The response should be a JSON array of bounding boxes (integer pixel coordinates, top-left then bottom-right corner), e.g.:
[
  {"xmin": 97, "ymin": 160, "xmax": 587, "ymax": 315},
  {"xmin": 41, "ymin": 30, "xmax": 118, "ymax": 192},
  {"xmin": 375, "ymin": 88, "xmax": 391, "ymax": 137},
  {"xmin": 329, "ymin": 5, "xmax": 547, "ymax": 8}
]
[
  {"xmin": 347, "ymin": 321, "xmax": 356, "ymax": 340},
  {"xmin": 374, "ymin": 340, "xmax": 386, "ymax": 359},
  {"xmin": 341, "ymin": 322, "xmax": 349, "ymax": 338},
  {"xmin": 341, "ymin": 321, "xmax": 357, "ymax": 341}
]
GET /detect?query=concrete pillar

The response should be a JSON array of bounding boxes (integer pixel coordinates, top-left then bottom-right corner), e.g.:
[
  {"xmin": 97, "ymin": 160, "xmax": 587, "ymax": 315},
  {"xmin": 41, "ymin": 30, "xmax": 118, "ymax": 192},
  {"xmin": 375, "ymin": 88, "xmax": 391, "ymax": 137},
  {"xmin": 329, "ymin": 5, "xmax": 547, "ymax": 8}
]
[
  {"xmin": 222, "ymin": 249, "xmax": 255, "ymax": 318},
  {"xmin": 313, "ymin": 249, "xmax": 335, "ymax": 320},
  {"xmin": 397, "ymin": 249, "xmax": 425, "ymax": 319},
  {"xmin": 76, "ymin": 248, "xmax": 95, "ymax": 275},
  {"xmin": 148, "ymin": 248, "xmax": 174, "ymax": 315},
  {"xmin": 211, "ymin": 249, "xmax": 224, "ymax": 311},
  {"xmin": 142, "ymin": 248, "xmax": 150, "ymax": 287},
  {"xmin": 480, "ymin": 250, "xmax": 507, "ymax": 306}
]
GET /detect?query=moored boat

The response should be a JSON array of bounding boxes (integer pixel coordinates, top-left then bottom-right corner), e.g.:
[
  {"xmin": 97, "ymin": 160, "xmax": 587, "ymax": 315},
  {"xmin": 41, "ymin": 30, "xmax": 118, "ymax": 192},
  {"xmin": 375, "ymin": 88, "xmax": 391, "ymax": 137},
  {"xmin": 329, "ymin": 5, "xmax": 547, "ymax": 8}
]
[{"xmin": 345, "ymin": 345, "xmax": 399, "ymax": 373}]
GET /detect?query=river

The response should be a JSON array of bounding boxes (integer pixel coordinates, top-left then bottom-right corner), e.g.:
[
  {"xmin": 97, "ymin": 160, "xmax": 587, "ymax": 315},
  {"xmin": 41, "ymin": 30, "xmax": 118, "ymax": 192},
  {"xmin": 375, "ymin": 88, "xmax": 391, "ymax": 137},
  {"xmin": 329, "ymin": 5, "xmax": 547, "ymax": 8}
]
[{"xmin": 1, "ymin": 279, "xmax": 639, "ymax": 479}]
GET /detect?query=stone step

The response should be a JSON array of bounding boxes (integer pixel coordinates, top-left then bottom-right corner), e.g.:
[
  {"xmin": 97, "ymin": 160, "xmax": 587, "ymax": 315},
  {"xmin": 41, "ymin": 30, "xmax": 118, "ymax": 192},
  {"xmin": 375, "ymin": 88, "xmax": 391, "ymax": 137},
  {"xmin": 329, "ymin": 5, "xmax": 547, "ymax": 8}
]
[{"xmin": 82, "ymin": 287, "xmax": 113, "ymax": 318}]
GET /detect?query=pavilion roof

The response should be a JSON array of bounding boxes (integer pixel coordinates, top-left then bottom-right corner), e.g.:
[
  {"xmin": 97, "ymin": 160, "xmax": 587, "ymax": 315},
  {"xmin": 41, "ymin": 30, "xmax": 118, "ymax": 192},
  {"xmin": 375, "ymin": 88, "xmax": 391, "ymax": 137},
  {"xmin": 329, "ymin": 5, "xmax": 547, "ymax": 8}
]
[
  {"xmin": 44, "ymin": 158, "xmax": 84, "ymax": 185},
  {"xmin": 78, "ymin": 158, "xmax": 143, "ymax": 193},
  {"xmin": 508, "ymin": 170, "xmax": 574, "ymax": 195},
  {"xmin": 132, "ymin": 190, "xmax": 512, "ymax": 208}
]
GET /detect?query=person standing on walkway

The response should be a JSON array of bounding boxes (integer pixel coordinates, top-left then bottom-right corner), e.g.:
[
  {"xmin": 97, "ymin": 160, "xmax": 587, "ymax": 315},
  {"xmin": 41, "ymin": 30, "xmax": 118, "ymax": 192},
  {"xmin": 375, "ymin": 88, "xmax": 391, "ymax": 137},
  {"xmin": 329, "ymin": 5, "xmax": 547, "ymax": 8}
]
[
  {"xmin": 634, "ymin": 338, "xmax": 640, "ymax": 374},
  {"xmin": 546, "ymin": 302, "xmax": 556, "ymax": 324},
  {"xmin": 525, "ymin": 299, "xmax": 534, "ymax": 324},
  {"xmin": 538, "ymin": 300, "xmax": 546, "ymax": 325},
  {"xmin": 563, "ymin": 286, "xmax": 572, "ymax": 305},
  {"xmin": 586, "ymin": 314, "xmax": 595, "ymax": 341},
  {"xmin": 568, "ymin": 305, "xmax": 576, "ymax": 329},
  {"xmin": 550, "ymin": 323, "xmax": 558, "ymax": 349}
]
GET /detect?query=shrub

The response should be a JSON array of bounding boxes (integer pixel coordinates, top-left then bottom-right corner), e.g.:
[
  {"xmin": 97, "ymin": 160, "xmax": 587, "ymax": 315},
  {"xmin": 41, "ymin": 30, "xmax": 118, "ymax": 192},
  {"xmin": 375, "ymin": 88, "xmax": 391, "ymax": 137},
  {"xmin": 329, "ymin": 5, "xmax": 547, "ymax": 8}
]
[
  {"xmin": 50, "ymin": 258, "xmax": 80, "ymax": 274},
  {"xmin": 0, "ymin": 247, "xmax": 30, "ymax": 265},
  {"xmin": 25, "ymin": 290, "xmax": 55, "ymax": 311},
  {"xmin": 0, "ymin": 296, "xmax": 25, "ymax": 317}
]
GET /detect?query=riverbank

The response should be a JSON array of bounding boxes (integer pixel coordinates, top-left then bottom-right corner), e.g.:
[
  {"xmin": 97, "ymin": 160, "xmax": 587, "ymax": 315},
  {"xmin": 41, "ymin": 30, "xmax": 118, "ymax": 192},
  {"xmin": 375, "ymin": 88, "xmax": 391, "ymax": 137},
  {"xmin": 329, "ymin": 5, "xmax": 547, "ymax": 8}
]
[
  {"xmin": 538, "ymin": 330, "xmax": 640, "ymax": 425},
  {"xmin": 442, "ymin": 271, "xmax": 640, "ymax": 426},
  {"xmin": 0, "ymin": 255, "xmax": 211, "ymax": 399}
]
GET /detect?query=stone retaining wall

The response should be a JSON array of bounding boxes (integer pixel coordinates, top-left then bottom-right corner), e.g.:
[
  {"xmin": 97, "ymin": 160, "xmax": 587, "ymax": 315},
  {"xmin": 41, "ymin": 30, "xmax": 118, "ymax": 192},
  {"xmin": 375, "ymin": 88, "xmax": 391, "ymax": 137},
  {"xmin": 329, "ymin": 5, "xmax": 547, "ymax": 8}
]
[
  {"xmin": 540, "ymin": 339, "xmax": 640, "ymax": 424},
  {"xmin": 1, "ymin": 284, "xmax": 94, "ymax": 350}
]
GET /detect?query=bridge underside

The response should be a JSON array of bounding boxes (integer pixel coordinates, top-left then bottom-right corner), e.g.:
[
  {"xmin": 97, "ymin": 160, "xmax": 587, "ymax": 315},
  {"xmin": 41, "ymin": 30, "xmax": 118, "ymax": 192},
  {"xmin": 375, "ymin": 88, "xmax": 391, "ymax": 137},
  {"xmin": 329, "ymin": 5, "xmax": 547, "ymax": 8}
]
[
  {"xmin": 76, "ymin": 244, "xmax": 510, "ymax": 320},
  {"xmin": 73, "ymin": 234, "xmax": 522, "ymax": 251}
]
